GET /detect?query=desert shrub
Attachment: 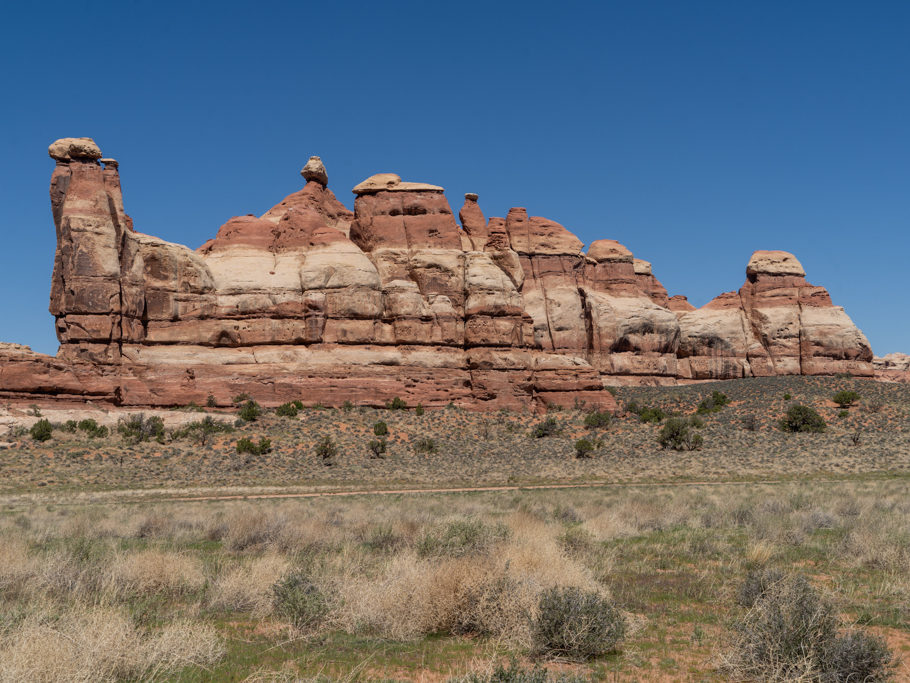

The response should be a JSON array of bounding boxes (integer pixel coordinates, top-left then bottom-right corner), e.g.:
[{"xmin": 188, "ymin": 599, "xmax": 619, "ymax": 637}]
[
  {"xmin": 373, "ymin": 420, "xmax": 389, "ymax": 437},
  {"xmin": 837, "ymin": 409, "xmax": 849, "ymax": 419},
  {"xmin": 206, "ymin": 394, "xmax": 217, "ymax": 407},
  {"xmin": 638, "ymin": 407, "xmax": 666, "ymax": 423},
  {"xmin": 574, "ymin": 438, "xmax": 595, "ymax": 459},
  {"xmin": 583, "ymin": 410, "xmax": 612, "ymax": 430},
  {"xmin": 271, "ymin": 571, "xmax": 328, "ymax": 631},
  {"xmin": 77, "ymin": 418, "xmax": 109, "ymax": 438},
  {"xmin": 725, "ymin": 573, "xmax": 893, "ymax": 681},
  {"xmin": 532, "ymin": 586, "xmax": 626, "ymax": 660},
  {"xmin": 825, "ymin": 630, "xmax": 894, "ymax": 683},
  {"xmin": 316, "ymin": 435, "xmax": 337, "ymax": 464},
  {"xmin": 237, "ymin": 400, "xmax": 262, "ymax": 422},
  {"xmin": 779, "ymin": 405, "xmax": 826, "ymax": 433},
  {"xmin": 172, "ymin": 416, "xmax": 233, "ymax": 445},
  {"xmin": 697, "ymin": 390, "xmax": 730, "ymax": 414},
  {"xmin": 29, "ymin": 419, "xmax": 53, "ymax": 442},
  {"xmin": 687, "ymin": 415, "xmax": 705, "ymax": 428},
  {"xmin": 60, "ymin": 419, "xmax": 78, "ymax": 433},
  {"xmin": 863, "ymin": 399, "xmax": 884, "ymax": 413},
  {"xmin": 341, "ymin": 400, "xmax": 354, "ymax": 411},
  {"xmin": 275, "ymin": 402, "xmax": 299, "ymax": 418},
  {"xmin": 232, "ymin": 392, "xmax": 251, "ymax": 404},
  {"xmin": 386, "ymin": 396, "xmax": 407, "ymax": 410},
  {"xmin": 236, "ymin": 436, "xmax": 272, "ymax": 455},
  {"xmin": 293, "ymin": 400, "xmax": 303, "ymax": 410},
  {"xmin": 737, "ymin": 568, "xmax": 784, "ymax": 607},
  {"xmin": 415, "ymin": 403, "xmax": 425, "ymax": 416},
  {"xmin": 368, "ymin": 439, "xmax": 387, "ymax": 458},
  {"xmin": 456, "ymin": 660, "xmax": 588, "ymax": 682},
  {"xmin": 832, "ymin": 390, "xmax": 860, "ymax": 408},
  {"xmin": 118, "ymin": 414, "xmax": 165, "ymax": 443},
  {"xmin": 531, "ymin": 416, "xmax": 561, "ymax": 438},
  {"xmin": 417, "ymin": 519, "xmax": 510, "ymax": 557},
  {"xmin": 414, "ymin": 436, "xmax": 437, "ymax": 453},
  {"xmin": 657, "ymin": 417, "xmax": 703, "ymax": 451}
]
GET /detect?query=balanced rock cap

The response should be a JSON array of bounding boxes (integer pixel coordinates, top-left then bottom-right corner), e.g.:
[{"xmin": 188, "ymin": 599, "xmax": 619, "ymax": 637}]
[
  {"xmin": 465, "ymin": 192, "xmax": 479, "ymax": 201},
  {"xmin": 301, "ymin": 156, "xmax": 328, "ymax": 185},
  {"xmin": 100, "ymin": 158, "xmax": 119, "ymax": 169},
  {"xmin": 746, "ymin": 250, "xmax": 806, "ymax": 277},
  {"xmin": 633, "ymin": 258, "xmax": 652, "ymax": 276},
  {"xmin": 352, "ymin": 172, "xmax": 444, "ymax": 195},
  {"xmin": 587, "ymin": 239, "xmax": 634, "ymax": 264},
  {"xmin": 48, "ymin": 137, "xmax": 102, "ymax": 162}
]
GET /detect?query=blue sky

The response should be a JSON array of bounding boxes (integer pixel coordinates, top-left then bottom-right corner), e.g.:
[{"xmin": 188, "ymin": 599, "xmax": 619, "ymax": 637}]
[{"xmin": 1, "ymin": 1, "xmax": 907, "ymax": 355}]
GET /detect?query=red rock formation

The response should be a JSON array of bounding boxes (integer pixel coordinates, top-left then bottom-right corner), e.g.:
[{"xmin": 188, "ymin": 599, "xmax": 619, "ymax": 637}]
[
  {"xmin": 0, "ymin": 138, "xmax": 883, "ymax": 410},
  {"xmin": 874, "ymin": 353, "xmax": 910, "ymax": 383}
]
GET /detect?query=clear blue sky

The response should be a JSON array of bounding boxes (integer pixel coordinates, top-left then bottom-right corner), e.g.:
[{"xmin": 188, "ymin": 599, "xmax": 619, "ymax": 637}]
[{"xmin": 1, "ymin": 1, "xmax": 907, "ymax": 355}]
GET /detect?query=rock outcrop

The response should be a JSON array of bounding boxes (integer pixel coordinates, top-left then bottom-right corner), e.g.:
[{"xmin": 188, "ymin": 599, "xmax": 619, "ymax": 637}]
[
  {"xmin": 0, "ymin": 138, "xmax": 880, "ymax": 410},
  {"xmin": 874, "ymin": 353, "xmax": 910, "ymax": 384}
]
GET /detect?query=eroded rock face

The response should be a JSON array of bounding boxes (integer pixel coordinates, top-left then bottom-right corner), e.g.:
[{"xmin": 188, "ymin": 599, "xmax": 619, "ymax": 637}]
[
  {"xmin": 0, "ymin": 139, "xmax": 881, "ymax": 410},
  {"xmin": 874, "ymin": 353, "xmax": 910, "ymax": 383}
]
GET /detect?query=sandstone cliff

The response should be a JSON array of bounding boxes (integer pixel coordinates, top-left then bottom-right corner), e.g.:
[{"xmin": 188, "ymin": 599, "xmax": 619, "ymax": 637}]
[{"xmin": 0, "ymin": 138, "xmax": 877, "ymax": 410}]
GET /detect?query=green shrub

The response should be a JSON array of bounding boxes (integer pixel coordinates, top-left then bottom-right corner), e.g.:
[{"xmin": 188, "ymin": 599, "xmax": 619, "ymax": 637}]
[
  {"xmin": 783, "ymin": 393, "xmax": 792, "ymax": 400},
  {"xmin": 415, "ymin": 403, "xmax": 425, "ymax": 416},
  {"xmin": 574, "ymin": 438, "xmax": 595, "ymax": 459},
  {"xmin": 238, "ymin": 400, "xmax": 262, "ymax": 422},
  {"xmin": 532, "ymin": 586, "xmax": 627, "ymax": 660},
  {"xmin": 271, "ymin": 571, "xmax": 328, "ymax": 631},
  {"xmin": 583, "ymin": 410, "xmax": 612, "ymax": 429},
  {"xmin": 341, "ymin": 400, "xmax": 354, "ymax": 411},
  {"xmin": 236, "ymin": 436, "xmax": 272, "ymax": 455},
  {"xmin": 29, "ymin": 419, "xmax": 53, "ymax": 442},
  {"xmin": 77, "ymin": 418, "xmax": 109, "ymax": 438},
  {"xmin": 316, "ymin": 435, "xmax": 337, "ymax": 464},
  {"xmin": 118, "ymin": 414, "xmax": 165, "ymax": 443},
  {"xmin": 373, "ymin": 421, "xmax": 389, "ymax": 437},
  {"xmin": 779, "ymin": 405, "xmax": 826, "ymax": 433},
  {"xmin": 60, "ymin": 419, "xmax": 78, "ymax": 433},
  {"xmin": 275, "ymin": 402, "xmax": 299, "ymax": 418},
  {"xmin": 206, "ymin": 394, "xmax": 217, "ymax": 407},
  {"xmin": 696, "ymin": 390, "xmax": 730, "ymax": 414},
  {"xmin": 726, "ymin": 573, "xmax": 893, "ymax": 681},
  {"xmin": 414, "ymin": 436, "xmax": 437, "ymax": 453},
  {"xmin": 368, "ymin": 439, "xmax": 387, "ymax": 458},
  {"xmin": 417, "ymin": 519, "xmax": 510, "ymax": 557},
  {"xmin": 833, "ymin": 390, "xmax": 860, "ymax": 408},
  {"xmin": 293, "ymin": 400, "xmax": 304, "ymax": 410},
  {"xmin": 837, "ymin": 409, "xmax": 849, "ymax": 419},
  {"xmin": 386, "ymin": 396, "xmax": 407, "ymax": 410},
  {"xmin": 531, "ymin": 416, "xmax": 561, "ymax": 438},
  {"xmin": 231, "ymin": 393, "xmax": 251, "ymax": 404},
  {"xmin": 171, "ymin": 416, "xmax": 233, "ymax": 445},
  {"xmin": 657, "ymin": 417, "xmax": 703, "ymax": 451}
]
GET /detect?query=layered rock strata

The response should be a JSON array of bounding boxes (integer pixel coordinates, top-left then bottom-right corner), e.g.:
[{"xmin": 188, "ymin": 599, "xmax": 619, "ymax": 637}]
[{"xmin": 0, "ymin": 138, "xmax": 878, "ymax": 410}]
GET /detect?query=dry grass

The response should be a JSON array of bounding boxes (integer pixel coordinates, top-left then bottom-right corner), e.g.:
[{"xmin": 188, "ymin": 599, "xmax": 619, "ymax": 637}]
[{"xmin": 0, "ymin": 477, "xmax": 908, "ymax": 679}]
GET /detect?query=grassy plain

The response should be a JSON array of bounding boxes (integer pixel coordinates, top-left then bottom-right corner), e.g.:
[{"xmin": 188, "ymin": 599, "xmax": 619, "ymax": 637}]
[{"xmin": 0, "ymin": 376, "xmax": 907, "ymax": 681}]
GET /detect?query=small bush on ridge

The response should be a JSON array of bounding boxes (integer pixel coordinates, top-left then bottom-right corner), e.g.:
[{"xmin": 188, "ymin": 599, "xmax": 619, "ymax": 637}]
[
  {"xmin": 29, "ymin": 419, "xmax": 53, "ymax": 442},
  {"xmin": 238, "ymin": 400, "xmax": 262, "ymax": 422},
  {"xmin": 236, "ymin": 436, "xmax": 272, "ymax": 455},
  {"xmin": 414, "ymin": 436, "xmax": 437, "ymax": 453},
  {"xmin": 386, "ymin": 396, "xmax": 407, "ymax": 410},
  {"xmin": 118, "ymin": 414, "xmax": 165, "ymax": 443},
  {"xmin": 779, "ymin": 404, "xmax": 826, "ymax": 433},
  {"xmin": 833, "ymin": 390, "xmax": 860, "ymax": 408},
  {"xmin": 658, "ymin": 417, "xmax": 703, "ymax": 451},
  {"xmin": 583, "ymin": 410, "xmax": 612, "ymax": 429},
  {"xmin": 373, "ymin": 421, "xmax": 388, "ymax": 437},
  {"xmin": 697, "ymin": 390, "xmax": 729, "ymax": 414},
  {"xmin": 531, "ymin": 417, "xmax": 561, "ymax": 438},
  {"xmin": 275, "ymin": 402, "xmax": 299, "ymax": 418},
  {"xmin": 77, "ymin": 418, "xmax": 109, "ymax": 438},
  {"xmin": 316, "ymin": 435, "xmax": 337, "ymax": 464},
  {"xmin": 368, "ymin": 439, "xmax": 387, "ymax": 458},
  {"xmin": 574, "ymin": 438, "xmax": 595, "ymax": 459}
]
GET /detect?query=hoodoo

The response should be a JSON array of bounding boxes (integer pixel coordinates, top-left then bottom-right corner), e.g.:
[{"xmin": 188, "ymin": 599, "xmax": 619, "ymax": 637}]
[{"xmin": 0, "ymin": 138, "xmax": 878, "ymax": 409}]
